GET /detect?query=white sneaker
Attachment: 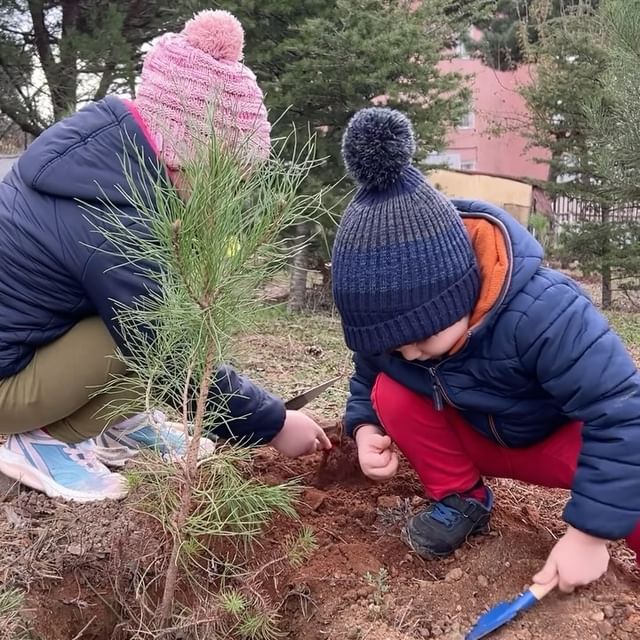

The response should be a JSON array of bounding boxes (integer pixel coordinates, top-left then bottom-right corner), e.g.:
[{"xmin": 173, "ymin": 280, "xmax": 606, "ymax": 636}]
[
  {"xmin": 0, "ymin": 429, "xmax": 128, "ymax": 502},
  {"xmin": 93, "ymin": 412, "xmax": 216, "ymax": 467}
]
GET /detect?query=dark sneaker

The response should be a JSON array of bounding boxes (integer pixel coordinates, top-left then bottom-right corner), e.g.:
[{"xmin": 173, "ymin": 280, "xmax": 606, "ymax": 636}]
[{"xmin": 403, "ymin": 487, "xmax": 493, "ymax": 558}]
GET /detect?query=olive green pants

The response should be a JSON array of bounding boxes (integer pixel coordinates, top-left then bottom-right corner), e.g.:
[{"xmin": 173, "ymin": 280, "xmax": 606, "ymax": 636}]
[{"xmin": 0, "ymin": 317, "xmax": 135, "ymax": 443}]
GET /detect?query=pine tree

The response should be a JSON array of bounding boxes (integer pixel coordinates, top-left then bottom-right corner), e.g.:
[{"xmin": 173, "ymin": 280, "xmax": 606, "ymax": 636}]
[
  {"xmin": 218, "ymin": 0, "xmax": 493, "ymax": 306},
  {"xmin": 93, "ymin": 122, "xmax": 328, "ymax": 632},
  {"xmin": 523, "ymin": 0, "xmax": 640, "ymax": 308},
  {"xmin": 575, "ymin": 0, "xmax": 640, "ymax": 306},
  {"xmin": 586, "ymin": 0, "xmax": 640, "ymax": 204},
  {"xmin": 230, "ymin": 0, "xmax": 492, "ymax": 184}
]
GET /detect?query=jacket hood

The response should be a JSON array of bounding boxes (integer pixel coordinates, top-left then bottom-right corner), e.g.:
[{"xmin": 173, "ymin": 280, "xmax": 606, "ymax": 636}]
[
  {"xmin": 16, "ymin": 96, "xmax": 162, "ymax": 206},
  {"xmin": 453, "ymin": 198, "xmax": 544, "ymax": 311}
]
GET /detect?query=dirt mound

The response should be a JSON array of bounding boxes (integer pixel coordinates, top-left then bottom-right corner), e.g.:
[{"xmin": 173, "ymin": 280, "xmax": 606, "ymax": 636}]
[
  {"xmin": 252, "ymin": 437, "xmax": 639, "ymax": 640},
  {"xmin": 0, "ymin": 434, "xmax": 638, "ymax": 640}
]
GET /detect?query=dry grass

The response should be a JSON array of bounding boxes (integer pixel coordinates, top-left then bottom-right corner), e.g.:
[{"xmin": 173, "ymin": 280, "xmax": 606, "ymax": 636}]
[{"xmin": 231, "ymin": 305, "xmax": 351, "ymax": 419}]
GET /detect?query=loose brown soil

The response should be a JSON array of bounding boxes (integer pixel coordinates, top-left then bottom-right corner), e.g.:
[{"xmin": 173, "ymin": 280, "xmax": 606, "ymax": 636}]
[
  {"xmin": 1, "ymin": 429, "xmax": 637, "ymax": 640},
  {"xmin": 1, "ymin": 302, "xmax": 638, "ymax": 639}
]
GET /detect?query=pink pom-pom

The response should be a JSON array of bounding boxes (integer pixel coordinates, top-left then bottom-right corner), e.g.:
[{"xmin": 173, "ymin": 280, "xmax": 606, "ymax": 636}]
[{"xmin": 182, "ymin": 10, "xmax": 244, "ymax": 62}]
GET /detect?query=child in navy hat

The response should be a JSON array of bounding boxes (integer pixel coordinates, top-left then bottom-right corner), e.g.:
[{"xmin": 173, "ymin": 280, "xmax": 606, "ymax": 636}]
[{"xmin": 332, "ymin": 107, "xmax": 640, "ymax": 593}]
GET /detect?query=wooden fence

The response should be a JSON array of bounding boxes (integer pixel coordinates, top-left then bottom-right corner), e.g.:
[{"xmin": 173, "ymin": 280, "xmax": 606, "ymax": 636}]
[{"xmin": 552, "ymin": 195, "xmax": 640, "ymax": 234}]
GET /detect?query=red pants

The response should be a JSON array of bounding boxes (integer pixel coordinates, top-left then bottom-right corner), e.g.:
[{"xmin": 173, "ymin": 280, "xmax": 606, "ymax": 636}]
[{"xmin": 372, "ymin": 373, "xmax": 640, "ymax": 562}]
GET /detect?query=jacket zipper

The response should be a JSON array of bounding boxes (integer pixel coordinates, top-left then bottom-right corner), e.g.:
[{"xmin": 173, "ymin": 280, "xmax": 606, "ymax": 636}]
[
  {"xmin": 430, "ymin": 363, "xmax": 509, "ymax": 447},
  {"xmin": 429, "ymin": 368, "xmax": 445, "ymax": 410},
  {"xmin": 428, "ymin": 365, "xmax": 460, "ymax": 410},
  {"xmin": 413, "ymin": 212, "xmax": 515, "ymax": 443}
]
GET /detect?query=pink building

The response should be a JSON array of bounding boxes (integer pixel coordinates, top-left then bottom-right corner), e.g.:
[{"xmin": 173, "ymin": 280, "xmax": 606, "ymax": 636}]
[{"xmin": 431, "ymin": 52, "xmax": 550, "ymax": 182}]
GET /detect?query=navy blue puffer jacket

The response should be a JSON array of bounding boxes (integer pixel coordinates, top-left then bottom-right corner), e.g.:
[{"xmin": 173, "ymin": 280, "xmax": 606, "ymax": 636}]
[
  {"xmin": 345, "ymin": 199, "xmax": 640, "ymax": 540},
  {"xmin": 0, "ymin": 96, "xmax": 285, "ymax": 444}
]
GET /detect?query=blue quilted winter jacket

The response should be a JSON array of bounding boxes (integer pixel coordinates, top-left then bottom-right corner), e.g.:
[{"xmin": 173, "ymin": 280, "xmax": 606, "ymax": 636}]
[
  {"xmin": 0, "ymin": 96, "xmax": 285, "ymax": 444},
  {"xmin": 345, "ymin": 199, "xmax": 640, "ymax": 540}
]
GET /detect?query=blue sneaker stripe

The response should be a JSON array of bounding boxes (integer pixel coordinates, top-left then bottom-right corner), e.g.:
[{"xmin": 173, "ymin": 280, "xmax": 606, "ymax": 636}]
[
  {"xmin": 15, "ymin": 436, "xmax": 38, "ymax": 468},
  {"xmin": 31, "ymin": 442, "xmax": 58, "ymax": 478}
]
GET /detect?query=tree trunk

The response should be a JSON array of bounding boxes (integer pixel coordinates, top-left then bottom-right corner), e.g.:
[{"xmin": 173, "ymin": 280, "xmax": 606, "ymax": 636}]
[
  {"xmin": 54, "ymin": 1, "xmax": 80, "ymax": 119},
  {"xmin": 601, "ymin": 205, "xmax": 612, "ymax": 309},
  {"xmin": 288, "ymin": 223, "xmax": 310, "ymax": 313},
  {"xmin": 601, "ymin": 262, "xmax": 612, "ymax": 309}
]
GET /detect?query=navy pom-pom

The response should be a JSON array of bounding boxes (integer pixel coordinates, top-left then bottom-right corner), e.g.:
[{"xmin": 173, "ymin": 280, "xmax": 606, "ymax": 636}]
[{"xmin": 341, "ymin": 108, "xmax": 415, "ymax": 190}]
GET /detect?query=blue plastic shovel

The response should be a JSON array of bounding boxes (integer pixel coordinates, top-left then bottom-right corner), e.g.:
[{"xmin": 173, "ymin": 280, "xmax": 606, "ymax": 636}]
[{"xmin": 465, "ymin": 579, "xmax": 558, "ymax": 639}]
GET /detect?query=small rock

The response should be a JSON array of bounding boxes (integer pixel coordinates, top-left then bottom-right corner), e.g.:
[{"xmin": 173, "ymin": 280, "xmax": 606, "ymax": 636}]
[
  {"xmin": 67, "ymin": 543, "xmax": 83, "ymax": 555},
  {"xmin": 377, "ymin": 495, "xmax": 402, "ymax": 510},
  {"xmin": 302, "ymin": 488, "xmax": 327, "ymax": 511},
  {"xmin": 346, "ymin": 627, "xmax": 361, "ymax": 640},
  {"xmin": 597, "ymin": 621, "xmax": 613, "ymax": 637},
  {"xmin": 590, "ymin": 611, "xmax": 605, "ymax": 622},
  {"xmin": 477, "ymin": 575, "xmax": 489, "ymax": 588},
  {"xmin": 2, "ymin": 504, "xmax": 25, "ymax": 528},
  {"xmin": 356, "ymin": 587, "xmax": 369, "ymax": 599},
  {"xmin": 444, "ymin": 567, "xmax": 464, "ymax": 582},
  {"xmin": 621, "ymin": 619, "xmax": 635, "ymax": 633},
  {"xmin": 603, "ymin": 605, "xmax": 615, "ymax": 619}
]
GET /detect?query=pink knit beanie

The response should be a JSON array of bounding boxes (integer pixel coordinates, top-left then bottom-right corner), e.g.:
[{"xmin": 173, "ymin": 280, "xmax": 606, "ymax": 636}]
[{"xmin": 134, "ymin": 10, "xmax": 270, "ymax": 171}]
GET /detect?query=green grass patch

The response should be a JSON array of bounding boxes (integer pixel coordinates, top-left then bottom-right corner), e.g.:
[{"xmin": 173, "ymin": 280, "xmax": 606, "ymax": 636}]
[{"xmin": 606, "ymin": 311, "xmax": 640, "ymax": 351}]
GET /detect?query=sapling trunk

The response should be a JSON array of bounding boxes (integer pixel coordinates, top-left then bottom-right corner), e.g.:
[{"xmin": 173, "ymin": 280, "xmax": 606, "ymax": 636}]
[{"xmin": 158, "ymin": 344, "xmax": 216, "ymax": 627}]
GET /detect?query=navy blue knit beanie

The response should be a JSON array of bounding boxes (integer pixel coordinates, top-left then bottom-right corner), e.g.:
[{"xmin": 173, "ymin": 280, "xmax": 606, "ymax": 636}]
[{"xmin": 332, "ymin": 107, "xmax": 480, "ymax": 354}]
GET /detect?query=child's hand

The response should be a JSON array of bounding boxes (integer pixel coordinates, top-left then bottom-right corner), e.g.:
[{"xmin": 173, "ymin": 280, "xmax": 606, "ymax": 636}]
[
  {"xmin": 533, "ymin": 525, "xmax": 610, "ymax": 592},
  {"xmin": 355, "ymin": 424, "xmax": 399, "ymax": 481},
  {"xmin": 270, "ymin": 410, "xmax": 332, "ymax": 458}
]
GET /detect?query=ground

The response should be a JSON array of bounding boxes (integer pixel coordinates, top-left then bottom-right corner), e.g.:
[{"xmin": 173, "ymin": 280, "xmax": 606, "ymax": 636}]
[{"xmin": 0, "ymin": 299, "xmax": 638, "ymax": 640}]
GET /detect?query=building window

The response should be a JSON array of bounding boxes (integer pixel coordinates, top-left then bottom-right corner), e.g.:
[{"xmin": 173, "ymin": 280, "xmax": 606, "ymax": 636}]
[
  {"xmin": 458, "ymin": 110, "xmax": 475, "ymax": 129},
  {"xmin": 460, "ymin": 161, "xmax": 476, "ymax": 171},
  {"xmin": 423, "ymin": 152, "xmax": 461, "ymax": 170}
]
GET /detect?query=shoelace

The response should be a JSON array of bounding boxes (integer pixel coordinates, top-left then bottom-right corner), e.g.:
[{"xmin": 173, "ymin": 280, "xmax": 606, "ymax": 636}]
[
  {"xmin": 110, "ymin": 411, "xmax": 168, "ymax": 436},
  {"xmin": 429, "ymin": 501, "xmax": 462, "ymax": 527},
  {"xmin": 62, "ymin": 443, "xmax": 103, "ymax": 472}
]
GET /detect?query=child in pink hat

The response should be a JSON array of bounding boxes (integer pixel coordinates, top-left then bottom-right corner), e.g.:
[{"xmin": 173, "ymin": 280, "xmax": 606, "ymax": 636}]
[
  {"xmin": 0, "ymin": 10, "xmax": 329, "ymax": 503},
  {"xmin": 134, "ymin": 9, "xmax": 271, "ymax": 175}
]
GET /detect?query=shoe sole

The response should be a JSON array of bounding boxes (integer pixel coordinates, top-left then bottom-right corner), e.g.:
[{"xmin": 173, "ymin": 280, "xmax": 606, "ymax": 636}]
[{"xmin": 0, "ymin": 447, "xmax": 129, "ymax": 502}]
